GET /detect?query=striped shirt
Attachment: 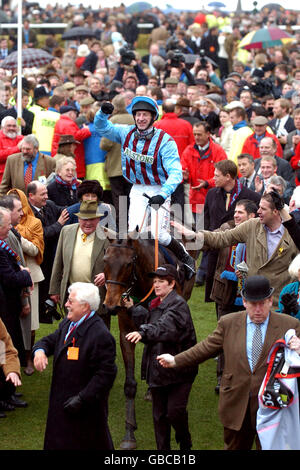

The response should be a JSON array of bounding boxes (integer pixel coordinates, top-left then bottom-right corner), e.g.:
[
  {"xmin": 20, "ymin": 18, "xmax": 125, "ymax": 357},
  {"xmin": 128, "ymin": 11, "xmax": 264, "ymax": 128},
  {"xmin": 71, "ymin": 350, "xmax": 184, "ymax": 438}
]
[{"xmin": 94, "ymin": 110, "xmax": 182, "ymax": 199}]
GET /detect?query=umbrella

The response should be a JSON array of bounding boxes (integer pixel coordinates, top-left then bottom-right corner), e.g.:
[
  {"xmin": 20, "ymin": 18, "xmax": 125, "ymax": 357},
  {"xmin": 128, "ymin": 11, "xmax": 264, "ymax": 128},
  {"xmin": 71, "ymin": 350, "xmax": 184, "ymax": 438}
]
[
  {"xmin": 261, "ymin": 3, "xmax": 285, "ymax": 12},
  {"xmin": 125, "ymin": 2, "xmax": 152, "ymax": 14},
  {"xmin": 238, "ymin": 27, "xmax": 294, "ymax": 50},
  {"xmin": 1, "ymin": 48, "xmax": 53, "ymax": 70},
  {"xmin": 194, "ymin": 13, "xmax": 206, "ymax": 24},
  {"xmin": 62, "ymin": 27, "xmax": 99, "ymax": 41},
  {"xmin": 207, "ymin": 1, "xmax": 226, "ymax": 7}
]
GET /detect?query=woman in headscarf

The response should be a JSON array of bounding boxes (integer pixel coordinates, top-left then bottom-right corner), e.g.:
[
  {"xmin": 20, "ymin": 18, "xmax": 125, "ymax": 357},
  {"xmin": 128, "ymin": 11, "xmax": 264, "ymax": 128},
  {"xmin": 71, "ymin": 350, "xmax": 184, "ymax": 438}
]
[{"xmin": 7, "ymin": 188, "xmax": 44, "ymax": 376}]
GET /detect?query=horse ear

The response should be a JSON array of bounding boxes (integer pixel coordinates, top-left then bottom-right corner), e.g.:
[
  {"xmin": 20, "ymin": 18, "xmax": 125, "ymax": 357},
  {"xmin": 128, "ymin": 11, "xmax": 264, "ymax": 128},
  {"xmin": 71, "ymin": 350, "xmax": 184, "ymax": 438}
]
[
  {"xmin": 103, "ymin": 226, "xmax": 118, "ymax": 241},
  {"xmin": 128, "ymin": 226, "xmax": 140, "ymax": 240}
]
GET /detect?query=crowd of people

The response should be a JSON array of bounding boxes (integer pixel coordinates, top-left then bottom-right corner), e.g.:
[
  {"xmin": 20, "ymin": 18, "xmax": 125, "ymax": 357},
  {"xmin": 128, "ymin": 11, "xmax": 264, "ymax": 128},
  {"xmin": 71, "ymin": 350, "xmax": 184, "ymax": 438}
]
[{"xmin": 0, "ymin": 0, "xmax": 300, "ymax": 451}]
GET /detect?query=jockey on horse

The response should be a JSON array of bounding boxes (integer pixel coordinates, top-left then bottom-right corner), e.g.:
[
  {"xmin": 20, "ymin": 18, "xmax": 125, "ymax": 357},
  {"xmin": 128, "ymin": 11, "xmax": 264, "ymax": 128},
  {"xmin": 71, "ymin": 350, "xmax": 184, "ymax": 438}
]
[{"xmin": 94, "ymin": 96, "xmax": 195, "ymax": 280}]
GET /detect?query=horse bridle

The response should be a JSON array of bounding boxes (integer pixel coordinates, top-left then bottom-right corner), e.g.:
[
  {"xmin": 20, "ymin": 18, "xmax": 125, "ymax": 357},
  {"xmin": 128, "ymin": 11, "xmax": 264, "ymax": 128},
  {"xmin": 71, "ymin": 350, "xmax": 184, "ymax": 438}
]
[{"xmin": 105, "ymin": 244, "xmax": 138, "ymax": 298}]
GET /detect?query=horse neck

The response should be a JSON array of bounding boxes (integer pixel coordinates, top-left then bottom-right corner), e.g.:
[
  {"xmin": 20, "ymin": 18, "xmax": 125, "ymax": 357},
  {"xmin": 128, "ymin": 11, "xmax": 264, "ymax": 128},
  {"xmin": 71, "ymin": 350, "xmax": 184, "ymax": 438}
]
[{"xmin": 133, "ymin": 239, "xmax": 160, "ymax": 289}]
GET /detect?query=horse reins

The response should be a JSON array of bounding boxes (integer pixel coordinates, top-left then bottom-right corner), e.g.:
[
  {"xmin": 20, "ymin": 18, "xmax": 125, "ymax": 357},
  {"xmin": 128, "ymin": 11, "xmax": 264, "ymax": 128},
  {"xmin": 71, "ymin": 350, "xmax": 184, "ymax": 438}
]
[{"xmin": 136, "ymin": 204, "xmax": 159, "ymax": 304}]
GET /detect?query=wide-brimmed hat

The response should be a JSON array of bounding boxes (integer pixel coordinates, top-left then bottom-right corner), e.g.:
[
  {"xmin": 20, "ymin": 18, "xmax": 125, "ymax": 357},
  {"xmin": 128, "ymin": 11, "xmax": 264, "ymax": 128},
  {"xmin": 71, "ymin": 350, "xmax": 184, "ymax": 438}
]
[
  {"xmin": 241, "ymin": 275, "xmax": 274, "ymax": 302},
  {"xmin": 77, "ymin": 44, "xmax": 90, "ymax": 57},
  {"xmin": 75, "ymin": 200, "xmax": 104, "ymax": 220},
  {"xmin": 148, "ymin": 264, "xmax": 179, "ymax": 282},
  {"xmin": 58, "ymin": 134, "xmax": 80, "ymax": 146}
]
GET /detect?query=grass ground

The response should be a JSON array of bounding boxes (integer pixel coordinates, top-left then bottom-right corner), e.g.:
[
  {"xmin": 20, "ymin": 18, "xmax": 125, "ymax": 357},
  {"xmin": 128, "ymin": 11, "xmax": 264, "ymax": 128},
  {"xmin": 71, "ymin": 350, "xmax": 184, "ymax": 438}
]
[{"xmin": 0, "ymin": 284, "xmax": 224, "ymax": 451}]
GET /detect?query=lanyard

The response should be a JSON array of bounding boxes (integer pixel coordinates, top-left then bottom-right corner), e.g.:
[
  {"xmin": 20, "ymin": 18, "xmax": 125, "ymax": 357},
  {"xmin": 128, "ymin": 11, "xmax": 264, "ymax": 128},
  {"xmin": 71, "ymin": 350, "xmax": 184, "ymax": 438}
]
[{"xmin": 64, "ymin": 311, "xmax": 93, "ymax": 343}]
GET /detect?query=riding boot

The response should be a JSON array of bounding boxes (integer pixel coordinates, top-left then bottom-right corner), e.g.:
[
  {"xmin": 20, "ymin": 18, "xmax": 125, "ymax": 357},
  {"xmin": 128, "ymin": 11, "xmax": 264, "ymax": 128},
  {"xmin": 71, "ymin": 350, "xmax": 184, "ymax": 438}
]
[{"xmin": 167, "ymin": 237, "xmax": 195, "ymax": 281}]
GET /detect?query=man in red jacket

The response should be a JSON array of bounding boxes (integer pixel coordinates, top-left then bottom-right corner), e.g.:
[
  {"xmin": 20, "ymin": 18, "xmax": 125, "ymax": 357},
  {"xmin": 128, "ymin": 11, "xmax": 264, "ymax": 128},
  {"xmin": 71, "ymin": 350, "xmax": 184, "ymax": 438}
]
[
  {"xmin": 154, "ymin": 99, "xmax": 195, "ymax": 211},
  {"xmin": 241, "ymin": 115, "xmax": 283, "ymax": 160},
  {"xmin": 0, "ymin": 116, "xmax": 23, "ymax": 182},
  {"xmin": 181, "ymin": 121, "xmax": 227, "ymax": 287},
  {"xmin": 51, "ymin": 105, "xmax": 91, "ymax": 179},
  {"xmin": 181, "ymin": 121, "xmax": 227, "ymax": 218}
]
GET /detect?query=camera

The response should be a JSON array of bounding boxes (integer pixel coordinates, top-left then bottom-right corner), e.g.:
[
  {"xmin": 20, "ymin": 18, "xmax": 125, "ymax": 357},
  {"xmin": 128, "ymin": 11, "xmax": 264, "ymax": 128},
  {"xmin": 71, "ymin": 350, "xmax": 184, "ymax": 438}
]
[
  {"xmin": 167, "ymin": 49, "xmax": 185, "ymax": 68},
  {"xmin": 250, "ymin": 77, "xmax": 275, "ymax": 98},
  {"xmin": 119, "ymin": 46, "xmax": 136, "ymax": 66},
  {"xmin": 199, "ymin": 49, "xmax": 207, "ymax": 67},
  {"xmin": 45, "ymin": 299, "xmax": 62, "ymax": 321}
]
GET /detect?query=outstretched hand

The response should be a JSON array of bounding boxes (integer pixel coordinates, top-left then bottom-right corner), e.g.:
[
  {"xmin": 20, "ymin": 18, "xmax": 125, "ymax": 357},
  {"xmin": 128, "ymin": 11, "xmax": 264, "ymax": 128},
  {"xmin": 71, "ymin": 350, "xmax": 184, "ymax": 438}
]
[
  {"xmin": 157, "ymin": 353, "xmax": 176, "ymax": 368},
  {"xmin": 171, "ymin": 220, "xmax": 195, "ymax": 238}
]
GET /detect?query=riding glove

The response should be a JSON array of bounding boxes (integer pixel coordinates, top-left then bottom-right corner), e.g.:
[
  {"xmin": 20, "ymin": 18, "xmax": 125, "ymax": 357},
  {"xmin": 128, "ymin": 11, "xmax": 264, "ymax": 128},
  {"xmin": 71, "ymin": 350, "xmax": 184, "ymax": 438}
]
[{"xmin": 101, "ymin": 102, "xmax": 114, "ymax": 115}]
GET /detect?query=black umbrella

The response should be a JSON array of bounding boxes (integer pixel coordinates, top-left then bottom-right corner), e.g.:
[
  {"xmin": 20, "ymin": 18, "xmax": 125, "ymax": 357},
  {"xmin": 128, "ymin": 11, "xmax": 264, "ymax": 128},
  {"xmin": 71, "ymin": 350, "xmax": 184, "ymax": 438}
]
[
  {"xmin": 261, "ymin": 3, "xmax": 285, "ymax": 11},
  {"xmin": 62, "ymin": 27, "xmax": 99, "ymax": 41}
]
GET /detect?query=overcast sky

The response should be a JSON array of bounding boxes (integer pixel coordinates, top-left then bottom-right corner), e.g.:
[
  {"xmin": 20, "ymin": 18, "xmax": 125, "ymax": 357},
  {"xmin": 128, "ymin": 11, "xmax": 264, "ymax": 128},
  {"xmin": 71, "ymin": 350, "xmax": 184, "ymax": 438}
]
[{"xmin": 25, "ymin": 0, "xmax": 299, "ymax": 13}]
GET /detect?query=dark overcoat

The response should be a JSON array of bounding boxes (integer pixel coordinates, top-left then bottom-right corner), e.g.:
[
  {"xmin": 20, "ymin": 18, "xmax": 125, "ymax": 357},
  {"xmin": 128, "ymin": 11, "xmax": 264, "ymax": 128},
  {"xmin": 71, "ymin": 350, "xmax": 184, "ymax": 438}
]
[
  {"xmin": 0, "ymin": 247, "xmax": 32, "ymax": 366},
  {"xmin": 130, "ymin": 290, "xmax": 198, "ymax": 388},
  {"xmin": 33, "ymin": 315, "xmax": 117, "ymax": 450},
  {"xmin": 47, "ymin": 180, "xmax": 78, "ymax": 209}
]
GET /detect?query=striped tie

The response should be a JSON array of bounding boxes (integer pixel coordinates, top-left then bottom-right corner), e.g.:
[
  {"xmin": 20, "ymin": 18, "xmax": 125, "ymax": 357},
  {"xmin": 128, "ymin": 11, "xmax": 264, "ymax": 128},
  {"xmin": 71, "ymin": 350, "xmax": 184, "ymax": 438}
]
[
  {"xmin": 24, "ymin": 162, "xmax": 33, "ymax": 187},
  {"xmin": 252, "ymin": 323, "xmax": 263, "ymax": 370}
]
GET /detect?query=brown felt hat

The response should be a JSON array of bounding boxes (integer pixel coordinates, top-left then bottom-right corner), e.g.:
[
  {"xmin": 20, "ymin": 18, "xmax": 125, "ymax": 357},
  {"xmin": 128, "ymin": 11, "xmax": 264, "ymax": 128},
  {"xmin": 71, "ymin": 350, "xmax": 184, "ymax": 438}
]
[{"xmin": 75, "ymin": 200, "xmax": 104, "ymax": 219}]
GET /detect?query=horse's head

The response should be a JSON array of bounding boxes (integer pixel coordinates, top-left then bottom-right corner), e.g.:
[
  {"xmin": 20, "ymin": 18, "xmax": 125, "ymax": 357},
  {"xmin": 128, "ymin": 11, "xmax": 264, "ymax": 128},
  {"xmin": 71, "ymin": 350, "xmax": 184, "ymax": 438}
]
[{"xmin": 103, "ymin": 227, "xmax": 140, "ymax": 314}]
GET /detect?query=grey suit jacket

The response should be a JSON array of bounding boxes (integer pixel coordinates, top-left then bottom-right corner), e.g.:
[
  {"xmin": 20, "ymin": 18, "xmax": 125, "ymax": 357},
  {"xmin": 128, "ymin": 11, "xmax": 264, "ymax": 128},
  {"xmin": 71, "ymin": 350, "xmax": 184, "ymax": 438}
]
[
  {"xmin": 240, "ymin": 175, "xmax": 257, "ymax": 192},
  {"xmin": 49, "ymin": 223, "xmax": 108, "ymax": 312}
]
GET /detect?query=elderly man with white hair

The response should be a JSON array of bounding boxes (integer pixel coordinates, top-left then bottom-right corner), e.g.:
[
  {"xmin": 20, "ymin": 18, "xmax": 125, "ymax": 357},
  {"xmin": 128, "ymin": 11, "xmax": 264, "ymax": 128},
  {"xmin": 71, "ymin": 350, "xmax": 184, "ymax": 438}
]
[
  {"xmin": 0, "ymin": 116, "xmax": 23, "ymax": 182},
  {"xmin": 33, "ymin": 282, "xmax": 117, "ymax": 450}
]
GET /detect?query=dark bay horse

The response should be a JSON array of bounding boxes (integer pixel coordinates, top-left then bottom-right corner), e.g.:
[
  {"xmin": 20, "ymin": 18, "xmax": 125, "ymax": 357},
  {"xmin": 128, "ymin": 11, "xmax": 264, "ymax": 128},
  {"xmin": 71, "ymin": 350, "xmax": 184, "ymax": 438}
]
[{"xmin": 102, "ymin": 226, "xmax": 195, "ymax": 449}]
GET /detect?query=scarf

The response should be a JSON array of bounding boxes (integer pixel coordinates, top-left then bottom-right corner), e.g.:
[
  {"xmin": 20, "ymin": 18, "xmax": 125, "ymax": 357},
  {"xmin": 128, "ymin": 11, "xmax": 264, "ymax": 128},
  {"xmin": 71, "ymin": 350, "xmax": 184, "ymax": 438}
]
[
  {"xmin": 55, "ymin": 174, "xmax": 79, "ymax": 190},
  {"xmin": 234, "ymin": 243, "xmax": 247, "ymax": 306},
  {"xmin": 134, "ymin": 126, "xmax": 155, "ymax": 141},
  {"xmin": 0, "ymin": 239, "xmax": 21, "ymax": 264},
  {"xmin": 220, "ymin": 242, "xmax": 247, "ymax": 307},
  {"xmin": 226, "ymin": 179, "xmax": 242, "ymax": 208},
  {"xmin": 194, "ymin": 143, "xmax": 210, "ymax": 159},
  {"xmin": 233, "ymin": 120, "xmax": 247, "ymax": 131},
  {"xmin": 149, "ymin": 296, "xmax": 161, "ymax": 310},
  {"xmin": 64, "ymin": 310, "xmax": 95, "ymax": 343},
  {"xmin": 220, "ymin": 245, "xmax": 238, "ymax": 282}
]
